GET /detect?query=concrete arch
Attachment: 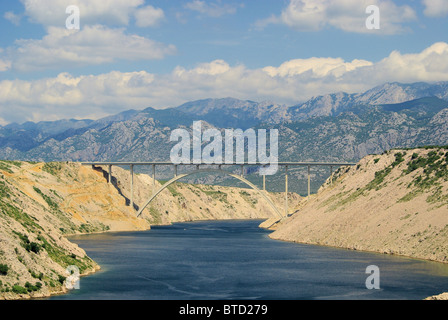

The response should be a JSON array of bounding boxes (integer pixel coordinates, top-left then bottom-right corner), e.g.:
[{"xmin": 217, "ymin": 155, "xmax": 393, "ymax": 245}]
[{"xmin": 136, "ymin": 169, "xmax": 283, "ymax": 219}]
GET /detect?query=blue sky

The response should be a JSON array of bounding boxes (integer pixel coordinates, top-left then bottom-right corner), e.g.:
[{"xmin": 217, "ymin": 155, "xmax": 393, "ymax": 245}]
[{"xmin": 0, "ymin": 0, "xmax": 448, "ymax": 124}]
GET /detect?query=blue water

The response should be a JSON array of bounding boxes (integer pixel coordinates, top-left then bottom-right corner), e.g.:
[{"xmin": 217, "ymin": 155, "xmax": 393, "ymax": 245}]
[{"xmin": 51, "ymin": 220, "xmax": 448, "ymax": 300}]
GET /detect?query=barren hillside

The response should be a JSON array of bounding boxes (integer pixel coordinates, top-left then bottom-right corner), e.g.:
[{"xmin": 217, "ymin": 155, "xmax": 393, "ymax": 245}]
[{"xmin": 271, "ymin": 147, "xmax": 448, "ymax": 264}]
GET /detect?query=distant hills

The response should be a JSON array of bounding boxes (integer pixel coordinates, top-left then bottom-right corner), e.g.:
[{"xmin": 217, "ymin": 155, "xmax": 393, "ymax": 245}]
[
  {"xmin": 1, "ymin": 81, "xmax": 448, "ymax": 193},
  {"xmin": 288, "ymin": 81, "xmax": 448, "ymax": 120}
]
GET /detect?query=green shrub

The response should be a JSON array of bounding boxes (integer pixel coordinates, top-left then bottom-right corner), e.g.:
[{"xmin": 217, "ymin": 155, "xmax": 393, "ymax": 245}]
[
  {"xmin": 30, "ymin": 271, "xmax": 44, "ymax": 280},
  {"xmin": 24, "ymin": 281, "xmax": 41, "ymax": 292},
  {"xmin": 0, "ymin": 180, "xmax": 11, "ymax": 199},
  {"xmin": 28, "ymin": 242, "xmax": 41, "ymax": 254},
  {"xmin": 14, "ymin": 232, "xmax": 42, "ymax": 254},
  {"xmin": 42, "ymin": 162, "xmax": 63, "ymax": 176},
  {"xmin": 12, "ymin": 285, "xmax": 28, "ymax": 294},
  {"xmin": 405, "ymin": 149, "xmax": 448, "ymax": 188},
  {"xmin": 0, "ymin": 264, "xmax": 8, "ymax": 275},
  {"xmin": 58, "ymin": 275, "xmax": 66, "ymax": 285},
  {"xmin": 33, "ymin": 186, "xmax": 59, "ymax": 211},
  {"xmin": 392, "ymin": 152, "xmax": 405, "ymax": 167},
  {"xmin": 366, "ymin": 167, "xmax": 392, "ymax": 190}
]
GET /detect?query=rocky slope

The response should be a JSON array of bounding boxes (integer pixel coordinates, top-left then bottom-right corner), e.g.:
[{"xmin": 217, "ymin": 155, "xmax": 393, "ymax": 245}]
[
  {"xmin": 0, "ymin": 160, "xmax": 297, "ymax": 299},
  {"xmin": 270, "ymin": 147, "xmax": 448, "ymax": 264}
]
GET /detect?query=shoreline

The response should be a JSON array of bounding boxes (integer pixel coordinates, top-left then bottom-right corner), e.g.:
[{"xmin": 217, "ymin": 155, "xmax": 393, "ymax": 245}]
[
  {"xmin": 1, "ymin": 264, "xmax": 102, "ymax": 301},
  {"xmin": 268, "ymin": 234, "xmax": 448, "ymax": 265}
]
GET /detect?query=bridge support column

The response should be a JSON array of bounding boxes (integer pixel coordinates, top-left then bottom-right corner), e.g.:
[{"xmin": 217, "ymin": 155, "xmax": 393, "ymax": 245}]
[
  {"xmin": 330, "ymin": 166, "xmax": 333, "ymax": 185},
  {"xmin": 130, "ymin": 164, "xmax": 134, "ymax": 210},
  {"xmin": 263, "ymin": 175, "xmax": 266, "ymax": 191},
  {"xmin": 285, "ymin": 165, "xmax": 288, "ymax": 216},
  {"xmin": 108, "ymin": 165, "xmax": 112, "ymax": 184},
  {"xmin": 152, "ymin": 164, "xmax": 156, "ymax": 193},
  {"xmin": 174, "ymin": 165, "xmax": 178, "ymax": 178},
  {"xmin": 307, "ymin": 165, "xmax": 311, "ymax": 199}
]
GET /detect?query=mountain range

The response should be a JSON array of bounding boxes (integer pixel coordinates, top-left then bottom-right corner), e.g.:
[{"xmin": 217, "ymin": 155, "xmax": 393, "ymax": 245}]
[{"xmin": 1, "ymin": 81, "xmax": 448, "ymax": 193}]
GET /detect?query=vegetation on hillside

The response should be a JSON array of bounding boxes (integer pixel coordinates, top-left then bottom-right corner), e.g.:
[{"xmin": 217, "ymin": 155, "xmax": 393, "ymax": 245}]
[{"xmin": 325, "ymin": 146, "xmax": 448, "ymax": 211}]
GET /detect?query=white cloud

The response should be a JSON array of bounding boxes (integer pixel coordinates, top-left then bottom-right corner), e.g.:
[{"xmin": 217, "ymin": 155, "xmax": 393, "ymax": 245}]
[
  {"xmin": 357, "ymin": 42, "xmax": 448, "ymax": 83},
  {"xmin": 0, "ymin": 49, "xmax": 11, "ymax": 71},
  {"xmin": 279, "ymin": 0, "xmax": 327, "ymax": 31},
  {"xmin": 1, "ymin": 42, "xmax": 448, "ymax": 123},
  {"xmin": 257, "ymin": 0, "xmax": 417, "ymax": 34},
  {"xmin": 134, "ymin": 5, "xmax": 165, "ymax": 27},
  {"xmin": 0, "ymin": 59, "xmax": 11, "ymax": 72},
  {"xmin": 184, "ymin": 0, "xmax": 240, "ymax": 17},
  {"xmin": 4, "ymin": 11, "xmax": 22, "ymax": 26},
  {"xmin": 423, "ymin": 0, "xmax": 448, "ymax": 17},
  {"xmin": 174, "ymin": 60, "xmax": 232, "ymax": 76},
  {"xmin": 21, "ymin": 0, "xmax": 145, "ymax": 27},
  {"xmin": 263, "ymin": 57, "xmax": 373, "ymax": 78},
  {"xmin": 1, "ymin": 1, "xmax": 173, "ymax": 72},
  {"xmin": 0, "ymin": 71, "xmax": 156, "ymax": 123},
  {"xmin": 21, "ymin": 0, "xmax": 166, "ymax": 28},
  {"xmin": 4, "ymin": 25, "xmax": 176, "ymax": 72}
]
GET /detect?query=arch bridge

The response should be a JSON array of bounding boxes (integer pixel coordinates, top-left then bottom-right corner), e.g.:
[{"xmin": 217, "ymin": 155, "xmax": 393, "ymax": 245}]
[{"xmin": 81, "ymin": 162, "xmax": 356, "ymax": 220}]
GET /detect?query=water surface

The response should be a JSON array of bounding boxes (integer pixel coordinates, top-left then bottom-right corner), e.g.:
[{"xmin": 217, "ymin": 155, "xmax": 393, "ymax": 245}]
[{"xmin": 51, "ymin": 220, "xmax": 448, "ymax": 300}]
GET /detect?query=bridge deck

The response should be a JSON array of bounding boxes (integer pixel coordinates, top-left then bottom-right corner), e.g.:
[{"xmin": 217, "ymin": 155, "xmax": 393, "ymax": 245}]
[{"xmin": 81, "ymin": 161, "xmax": 357, "ymax": 166}]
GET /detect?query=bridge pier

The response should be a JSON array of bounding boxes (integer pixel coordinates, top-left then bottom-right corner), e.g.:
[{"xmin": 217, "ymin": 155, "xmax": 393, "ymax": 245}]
[
  {"xmin": 152, "ymin": 164, "xmax": 156, "ymax": 192},
  {"xmin": 330, "ymin": 166, "xmax": 333, "ymax": 185},
  {"xmin": 285, "ymin": 165, "xmax": 288, "ymax": 216},
  {"xmin": 108, "ymin": 165, "xmax": 112, "ymax": 184},
  {"xmin": 307, "ymin": 165, "xmax": 311, "ymax": 199},
  {"xmin": 130, "ymin": 164, "xmax": 134, "ymax": 210}
]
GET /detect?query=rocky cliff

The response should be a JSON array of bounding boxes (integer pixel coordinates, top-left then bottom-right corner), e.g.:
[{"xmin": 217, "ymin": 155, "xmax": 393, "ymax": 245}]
[
  {"xmin": 270, "ymin": 147, "xmax": 448, "ymax": 264},
  {"xmin": 0, "ymin": 161, "xmax": 298, "ymax": 299}
]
